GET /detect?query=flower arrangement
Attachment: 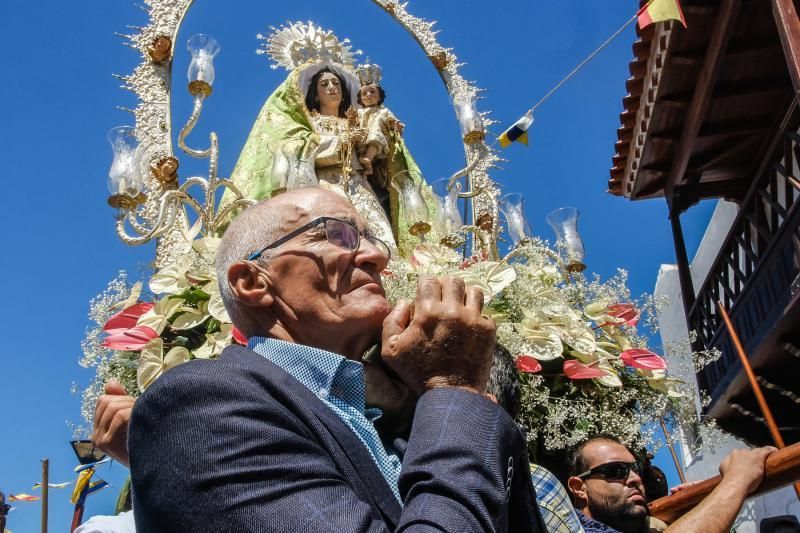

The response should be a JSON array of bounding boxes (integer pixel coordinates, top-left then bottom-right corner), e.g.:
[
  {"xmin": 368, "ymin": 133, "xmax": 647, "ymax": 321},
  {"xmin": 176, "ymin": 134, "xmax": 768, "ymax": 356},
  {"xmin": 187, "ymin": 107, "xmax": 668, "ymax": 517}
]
[
  {"xmin": 383, "ymin": 239, "xmax": 694, "ymax": 451},
  {"xmin": 77, "ymin": 235, "xmax": 706, "ymax": 453}
]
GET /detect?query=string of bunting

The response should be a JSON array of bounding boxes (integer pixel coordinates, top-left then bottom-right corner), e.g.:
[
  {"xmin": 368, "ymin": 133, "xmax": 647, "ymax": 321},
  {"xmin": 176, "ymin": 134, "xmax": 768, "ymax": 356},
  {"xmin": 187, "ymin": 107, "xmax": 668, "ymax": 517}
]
[{"xmin": 497, "ymin": 0, "xmax": 686, "ymax": 148}]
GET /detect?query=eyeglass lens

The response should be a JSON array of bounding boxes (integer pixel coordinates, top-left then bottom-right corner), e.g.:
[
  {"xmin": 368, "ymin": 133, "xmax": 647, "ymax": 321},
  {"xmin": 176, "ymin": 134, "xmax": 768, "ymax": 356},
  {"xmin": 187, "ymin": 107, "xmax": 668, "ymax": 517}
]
[{"xmin": 325, "ymin": 219, "xmax": 360, "ymax": 250}]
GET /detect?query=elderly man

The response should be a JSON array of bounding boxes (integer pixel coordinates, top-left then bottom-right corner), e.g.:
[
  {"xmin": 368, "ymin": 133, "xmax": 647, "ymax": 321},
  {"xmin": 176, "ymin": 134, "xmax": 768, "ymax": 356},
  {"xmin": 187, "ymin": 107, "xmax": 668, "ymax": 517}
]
[
  {"xmin": 565, "ymin": 435, "xmax": 775, "ymax": 533},
  {"xmin": 129, "ymin": 188, "xmax": 544, "ymax": 532}
]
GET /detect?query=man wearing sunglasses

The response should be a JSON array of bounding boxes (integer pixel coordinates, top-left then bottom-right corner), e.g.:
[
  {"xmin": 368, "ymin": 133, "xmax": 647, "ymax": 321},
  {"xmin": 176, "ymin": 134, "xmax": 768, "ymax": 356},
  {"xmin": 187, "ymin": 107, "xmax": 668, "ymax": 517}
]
[
  {"xmin": 565, "ymin": 436, "xmax": 776, "ymax": 533},
  {"xmin": 129, "ymin": 188, "xmax": 544, "ymax": 532}
]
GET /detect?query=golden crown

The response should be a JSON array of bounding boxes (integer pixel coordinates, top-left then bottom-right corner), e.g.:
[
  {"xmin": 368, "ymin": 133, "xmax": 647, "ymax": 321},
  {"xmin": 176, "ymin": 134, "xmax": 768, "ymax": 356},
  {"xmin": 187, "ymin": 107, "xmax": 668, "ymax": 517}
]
[{"xmin": 257, "ymin": 21, "xmax": 361, "ymax": 71}]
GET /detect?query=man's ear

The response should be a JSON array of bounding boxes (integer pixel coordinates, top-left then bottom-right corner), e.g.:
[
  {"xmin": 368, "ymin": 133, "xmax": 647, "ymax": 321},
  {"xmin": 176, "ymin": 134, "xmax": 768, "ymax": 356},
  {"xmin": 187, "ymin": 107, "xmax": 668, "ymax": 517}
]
[
  {"xmin": 567, "ymin": 476, "xmax": 588, "ymax": 507},
  {"xmin": 227, "ymin": 261, "xmax": 274, "ymax": 309}
]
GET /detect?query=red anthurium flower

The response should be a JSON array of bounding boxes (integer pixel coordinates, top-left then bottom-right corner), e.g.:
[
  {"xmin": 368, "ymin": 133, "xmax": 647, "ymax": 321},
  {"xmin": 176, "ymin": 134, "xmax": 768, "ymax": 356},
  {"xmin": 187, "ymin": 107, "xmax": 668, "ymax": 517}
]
[
  {"xmin": 515, "ymin": 355, "xmax": 542, "ymax": 374},
  {"xmin": 621, "ymin": 348, "xmax": 666, "ymax": 370},
  {"xmin": 102, "ymin": 326, "xmax": 159, "ymax": 351},
  {"xmin": 563, "ymin": 360, "xmax": 608, "ymax": 380},
  {"xmin": 231, "ymin": 326, "xmax": 248, "ymax": 346},
  {"xmin": 102, "ymin": 303, "xmax": 155, "ymax": 332},
  {"xmin": 608, "ymin": 303, "xmax": 639, "ymax": 326}
]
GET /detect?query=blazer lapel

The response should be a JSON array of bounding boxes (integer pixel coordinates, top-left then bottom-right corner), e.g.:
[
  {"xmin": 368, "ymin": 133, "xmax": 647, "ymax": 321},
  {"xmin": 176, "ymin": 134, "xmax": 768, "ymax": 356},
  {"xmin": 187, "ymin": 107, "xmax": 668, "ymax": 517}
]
[{"xmin": 221, "ymin": 346, "xmax": 403, "ymax": 525}]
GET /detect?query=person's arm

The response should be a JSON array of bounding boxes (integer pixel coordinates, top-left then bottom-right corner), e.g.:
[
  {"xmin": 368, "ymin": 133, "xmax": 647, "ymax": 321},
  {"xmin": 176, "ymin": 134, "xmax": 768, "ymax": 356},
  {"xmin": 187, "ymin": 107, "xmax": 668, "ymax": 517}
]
[{"xmin": 663, "ymin": 446, "xmax": 776, "ymax": 533}]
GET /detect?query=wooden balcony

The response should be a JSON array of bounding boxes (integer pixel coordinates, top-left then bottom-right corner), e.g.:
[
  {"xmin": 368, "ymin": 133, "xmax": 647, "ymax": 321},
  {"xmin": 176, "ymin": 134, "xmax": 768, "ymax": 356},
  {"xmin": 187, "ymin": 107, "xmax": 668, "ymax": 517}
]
[{"xmin": 688, "ymin": 102, "xmax": 800, "ymax": 445}]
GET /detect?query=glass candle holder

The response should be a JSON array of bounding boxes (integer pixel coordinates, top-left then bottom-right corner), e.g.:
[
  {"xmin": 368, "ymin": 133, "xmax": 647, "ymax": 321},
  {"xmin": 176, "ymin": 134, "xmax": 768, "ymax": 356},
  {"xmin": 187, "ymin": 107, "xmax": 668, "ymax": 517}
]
[
  {"xmin": 395, "ymin": 178, "xmax": 430, "ymax": 237},
  {"xmin": 453, "ymin": 92, "xmax": 484, "ymax": 144},
  {"xmin": 546, "ymin": 207, "xmax": 586, "ymax": 272},
  {"xmin": 500, "ymin": 193, "xmax": 532, "ymax": 246},
  {"xmin": 432, "ymin": 178, "xmax": 464, "ymax": 235},
  {"xmin": 187, "ymin": 34, "xmax": 220, "ymax": 97},
  {"xmin": 107, "ymin": 126, "xmax": 144, "ymax": 198}
]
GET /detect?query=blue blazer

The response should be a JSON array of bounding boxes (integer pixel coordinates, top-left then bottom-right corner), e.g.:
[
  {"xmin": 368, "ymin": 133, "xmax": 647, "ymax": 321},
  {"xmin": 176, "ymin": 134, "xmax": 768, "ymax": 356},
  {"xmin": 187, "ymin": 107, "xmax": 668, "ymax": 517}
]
[{"xmin": 129, "ymin": 345, "xmax": 545, "ymax": 532}]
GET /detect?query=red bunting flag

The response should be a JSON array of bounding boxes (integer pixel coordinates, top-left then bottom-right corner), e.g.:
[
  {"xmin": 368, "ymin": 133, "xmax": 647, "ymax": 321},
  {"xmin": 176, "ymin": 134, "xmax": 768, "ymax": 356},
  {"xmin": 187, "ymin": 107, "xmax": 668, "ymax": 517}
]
[
  {"xmin": 9, "ymin": 493, "xmax": 40, "ymax": 502},
  {"xmin": 637, "ymin": 0, "xmax": 687, "ymax": 29}
]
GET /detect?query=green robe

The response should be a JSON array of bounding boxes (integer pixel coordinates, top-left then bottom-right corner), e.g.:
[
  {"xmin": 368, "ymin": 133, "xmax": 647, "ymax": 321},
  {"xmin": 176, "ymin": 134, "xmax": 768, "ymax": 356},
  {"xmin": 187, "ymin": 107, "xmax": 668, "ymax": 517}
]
[{"xmin": 221, "ymin": 66, "xmax": 439, "ymax": 257}]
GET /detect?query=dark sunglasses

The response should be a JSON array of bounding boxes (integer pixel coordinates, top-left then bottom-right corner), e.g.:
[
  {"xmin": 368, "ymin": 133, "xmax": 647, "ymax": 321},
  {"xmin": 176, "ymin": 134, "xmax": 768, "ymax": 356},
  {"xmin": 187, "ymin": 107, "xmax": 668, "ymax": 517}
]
[
  {"xmin": 0, "ymin": 503, "xmax": 10, "ymax": 516},
  {"xmin": 577, "ymin": 460, "xmax": 641, "ymax": 480},
  {"xmin": 247, "ymin": 216, "xmax": 391, "ymax": 261}
]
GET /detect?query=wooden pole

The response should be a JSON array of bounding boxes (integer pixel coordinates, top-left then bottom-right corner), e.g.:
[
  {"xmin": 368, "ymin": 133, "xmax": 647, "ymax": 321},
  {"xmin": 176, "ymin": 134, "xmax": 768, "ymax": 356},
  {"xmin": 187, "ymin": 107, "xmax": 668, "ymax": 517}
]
[
  {"xmin": 41, "ymin": 458, "xmax": 49, "ymax": 533},
  {"xmin": 650, "ymin": 441, "xmax": 800, "ymax": 523},
  {"xmin": 659, "ymin": 419, "xmax": 686, "ymax": 484},
  {"xmin": 716, "ymin": 301, "xmax": 800, "ymax": 500}
]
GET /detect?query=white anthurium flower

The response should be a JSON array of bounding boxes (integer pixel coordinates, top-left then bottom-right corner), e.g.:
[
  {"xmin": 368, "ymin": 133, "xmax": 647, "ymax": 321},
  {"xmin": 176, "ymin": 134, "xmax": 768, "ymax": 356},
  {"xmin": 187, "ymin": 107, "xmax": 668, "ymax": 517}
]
[
  {"xmin": 455, "ymin": 261, "xmax": 517, "ymax": 299},
  {"xmin": 187, "ymin": 269, "xmax": 215, "ymax": 283},
  {"xmin": 149, "ymin": 255, "xmax": 193, "ymax": 295},
  {"xmin": 531, "ymin": 265, "xmax": 561, "ymax": 286},
  {"xmin": 205, "ymin": 281, "xmax": 231, "ymax": 323},
  {"xmin": 639, "ymin": 368, "xmax": 685, "ymax": 398},
  {"xmin": 193, "ymin": 324, "xmax": 233, "ymax": 359},
  {"xmin": 137, "ymin": 295, "xmax": 185, "ymax": 334},
  {"xmin": 192, "ymin": 236, "xmax": 221, "ymax": 257},
  {"xmin": 584, "ymin": 300, "xmax": 612, "ymax": 321},
  {"xmin": 596, "ymin": 341, "xmax": 621, "ymax": 359},
  {"xmin": 569, "ymin": 349, "xmax": 599, "ymax": 364},
  {"xmin": 519, "ymin": 319, "xmax": 564, "ymax": 361},
  {"xmin": 410, "ymin": 243, "xmax": 460, "ymax": 273},
  {"xmin": 611, "ymin": 334, "xmax": 633, "ymax": 352},
  {"xmin": 483, "ymin": 309, "xmax": 509, "ymax": 324},
  {"xmin": 112, "ymin": 281, "xmax": 143, "ymax": 311},
  {"xmin": 137, "ymin": 338, "xmax": 190, "ymax": 392},
  {"xmin": 595, "ymin": 361, "xmax": 623, "ymax": 388},
  {"xmin": 172, "ymin": 301, "xmax": 210, "ymax": 330}
]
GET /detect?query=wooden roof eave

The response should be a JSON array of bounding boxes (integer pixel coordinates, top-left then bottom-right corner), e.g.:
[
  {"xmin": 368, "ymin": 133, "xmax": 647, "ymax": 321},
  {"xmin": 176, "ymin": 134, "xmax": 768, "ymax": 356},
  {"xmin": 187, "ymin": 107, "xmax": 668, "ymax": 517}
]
[{"xmin": 621, "ymin": 21, "xmax": 678, "ymax": 200}]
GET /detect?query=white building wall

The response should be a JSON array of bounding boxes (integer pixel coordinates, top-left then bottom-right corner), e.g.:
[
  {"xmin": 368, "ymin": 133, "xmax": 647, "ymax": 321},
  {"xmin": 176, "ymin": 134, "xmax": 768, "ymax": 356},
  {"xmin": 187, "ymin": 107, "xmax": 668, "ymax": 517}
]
[{"xmin": 653, "ymin": 200, "xmax": 799, "ymax": 531}]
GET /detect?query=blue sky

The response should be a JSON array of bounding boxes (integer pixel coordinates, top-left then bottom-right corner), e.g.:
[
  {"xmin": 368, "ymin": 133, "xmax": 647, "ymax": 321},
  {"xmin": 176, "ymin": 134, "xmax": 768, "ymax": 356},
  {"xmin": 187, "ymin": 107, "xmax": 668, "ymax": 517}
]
[{"xmin": 0, "ymin": 1, "xmax": 716, "ymax": 529}]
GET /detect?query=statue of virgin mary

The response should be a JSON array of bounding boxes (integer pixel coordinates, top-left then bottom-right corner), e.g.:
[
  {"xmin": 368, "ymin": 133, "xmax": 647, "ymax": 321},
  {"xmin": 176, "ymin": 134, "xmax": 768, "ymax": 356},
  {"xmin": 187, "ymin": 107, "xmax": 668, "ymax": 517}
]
[{"xmin": 221, "ymin": 22, "xmax": 437, "ymax": 256}]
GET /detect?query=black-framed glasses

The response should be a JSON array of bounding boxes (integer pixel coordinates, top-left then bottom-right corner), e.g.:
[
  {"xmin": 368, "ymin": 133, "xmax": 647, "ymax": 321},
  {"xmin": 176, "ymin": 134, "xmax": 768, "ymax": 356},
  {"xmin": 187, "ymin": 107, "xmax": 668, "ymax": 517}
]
[
  {"xmin": 577, "ymin": 461, "xmax": 641, "ymax": 480},
  {"xmin": 247, "ymin": 216, "xmax": 391, "ymax": 261}
]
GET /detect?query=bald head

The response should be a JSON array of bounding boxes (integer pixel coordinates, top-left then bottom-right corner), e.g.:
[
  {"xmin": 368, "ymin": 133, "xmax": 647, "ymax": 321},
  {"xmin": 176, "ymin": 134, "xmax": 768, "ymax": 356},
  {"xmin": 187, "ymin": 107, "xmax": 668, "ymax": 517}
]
[{"xmin": 215, "ymin": 188, "xmax": 380, "ymax": 338}]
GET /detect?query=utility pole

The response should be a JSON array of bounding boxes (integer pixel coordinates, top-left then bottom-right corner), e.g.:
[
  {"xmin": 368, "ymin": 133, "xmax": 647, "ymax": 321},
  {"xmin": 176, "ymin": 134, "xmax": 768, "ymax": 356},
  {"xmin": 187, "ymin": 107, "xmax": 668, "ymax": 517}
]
[{"xmin": 41, "ymin": 458, "xmax": 49, "ymax": 533}]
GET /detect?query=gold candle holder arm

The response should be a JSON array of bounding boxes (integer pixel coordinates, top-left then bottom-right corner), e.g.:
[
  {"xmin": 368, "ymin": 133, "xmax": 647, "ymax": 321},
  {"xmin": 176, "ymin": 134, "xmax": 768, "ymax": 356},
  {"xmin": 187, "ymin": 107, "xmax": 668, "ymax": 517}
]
[{"xmin": 178, "ymin": 96, "xmax": 213, "ymax": 159}]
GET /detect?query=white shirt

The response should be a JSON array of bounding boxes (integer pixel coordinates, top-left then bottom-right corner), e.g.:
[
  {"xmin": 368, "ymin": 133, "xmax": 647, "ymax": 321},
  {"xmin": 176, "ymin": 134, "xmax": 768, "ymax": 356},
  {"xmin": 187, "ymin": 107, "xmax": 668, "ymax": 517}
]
[{"xmin": 74, "ymin": 510, "xmax": 136, "ymax": 533}]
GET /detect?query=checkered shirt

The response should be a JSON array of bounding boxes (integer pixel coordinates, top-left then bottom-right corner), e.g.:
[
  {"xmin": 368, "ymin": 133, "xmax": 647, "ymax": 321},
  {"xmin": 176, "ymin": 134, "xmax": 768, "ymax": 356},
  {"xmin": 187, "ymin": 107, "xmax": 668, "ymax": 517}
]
[
  {"xmin": 530, "ymin": 464, "xmax": 585, "ymax": 533},
  {"xmin": 249, "ymin": 337, "xmax": 403, "ymax": 503}
]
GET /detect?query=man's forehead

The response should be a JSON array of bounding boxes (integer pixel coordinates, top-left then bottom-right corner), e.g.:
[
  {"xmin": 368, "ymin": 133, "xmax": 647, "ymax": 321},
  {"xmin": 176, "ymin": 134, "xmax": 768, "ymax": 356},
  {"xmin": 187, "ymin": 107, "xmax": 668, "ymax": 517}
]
[
  {"xmin": 278, "ymin": 195, "xmax": 365, "ymax": 229},
  {"xmin": 584, "ymin": 440, "xmax": 635, "ymax": 468}
]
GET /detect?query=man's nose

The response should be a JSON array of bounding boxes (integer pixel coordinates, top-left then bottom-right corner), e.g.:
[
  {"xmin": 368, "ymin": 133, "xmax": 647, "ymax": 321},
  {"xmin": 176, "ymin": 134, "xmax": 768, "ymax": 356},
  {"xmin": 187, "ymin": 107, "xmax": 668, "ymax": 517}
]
[{"xmin": 354, "ymin": 239, "xmax": 390, "ymax": 271}]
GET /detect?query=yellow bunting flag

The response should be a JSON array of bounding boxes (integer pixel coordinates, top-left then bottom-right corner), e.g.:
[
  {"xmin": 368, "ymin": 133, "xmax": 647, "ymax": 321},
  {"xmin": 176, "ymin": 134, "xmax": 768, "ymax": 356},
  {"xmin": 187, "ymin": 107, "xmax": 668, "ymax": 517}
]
[
  {"xmin": 70, "ymin": 469, "xmax": 94, "ymax": 504},
  {"xmin": 9, "ymin": 493, "xmax": 40, "ymax": 502},
  {"xmin": 498, "ymin": 111, "xmax": 534, "ymax": 148},
  {"xmin": 637, "ymin": 0, "xmax": 687, "ymax": 29}
]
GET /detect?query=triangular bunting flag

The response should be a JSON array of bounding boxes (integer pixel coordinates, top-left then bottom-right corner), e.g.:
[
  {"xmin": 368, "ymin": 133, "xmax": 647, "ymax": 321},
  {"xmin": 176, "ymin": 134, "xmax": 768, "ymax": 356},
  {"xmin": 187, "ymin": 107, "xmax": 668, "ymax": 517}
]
[
  {"xmin": 498, "ymin": 111, "xmax": 534, "ymax": 148},
  {"xmin": 637, "ymin": 0, "xmax": 687, "ymax": 29}
]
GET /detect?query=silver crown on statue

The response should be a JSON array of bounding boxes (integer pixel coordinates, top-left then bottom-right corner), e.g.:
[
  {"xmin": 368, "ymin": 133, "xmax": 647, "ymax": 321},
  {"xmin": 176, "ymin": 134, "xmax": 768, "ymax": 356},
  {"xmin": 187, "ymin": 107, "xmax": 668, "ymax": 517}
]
[
  {"xmin": 258, "ymin": 21, "xmax": 361, "ymax": 70},
  {"xmin": 355, "ymin": 62, "xmax": 383, "ymax": 86}
]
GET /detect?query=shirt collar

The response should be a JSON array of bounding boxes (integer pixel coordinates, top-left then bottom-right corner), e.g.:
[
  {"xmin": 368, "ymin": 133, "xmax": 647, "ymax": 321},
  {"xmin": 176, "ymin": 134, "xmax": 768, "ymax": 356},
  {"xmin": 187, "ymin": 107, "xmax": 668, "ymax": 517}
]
[
  {"xmin": 247, "ymin": 336, "xmax": 367, "ymax": 410},
  {"xmin": 575, "ymin": 510, "xmax": 622, "ymax": 533}
]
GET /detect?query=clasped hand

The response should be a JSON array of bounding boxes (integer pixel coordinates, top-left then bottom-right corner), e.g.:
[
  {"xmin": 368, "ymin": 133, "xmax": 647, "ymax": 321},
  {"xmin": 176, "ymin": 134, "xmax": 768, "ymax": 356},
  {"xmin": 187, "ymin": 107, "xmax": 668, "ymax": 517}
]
[{"xmin": 380, "ymin": 276, "xmax": 496, "ymax": 396}]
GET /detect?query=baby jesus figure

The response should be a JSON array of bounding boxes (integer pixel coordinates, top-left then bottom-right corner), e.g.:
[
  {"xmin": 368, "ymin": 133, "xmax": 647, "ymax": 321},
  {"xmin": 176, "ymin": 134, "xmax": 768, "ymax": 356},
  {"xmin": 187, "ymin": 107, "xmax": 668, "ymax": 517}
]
[{"xmin": 355, "ymin": 63, "xmax": 405, "ymax": 217}]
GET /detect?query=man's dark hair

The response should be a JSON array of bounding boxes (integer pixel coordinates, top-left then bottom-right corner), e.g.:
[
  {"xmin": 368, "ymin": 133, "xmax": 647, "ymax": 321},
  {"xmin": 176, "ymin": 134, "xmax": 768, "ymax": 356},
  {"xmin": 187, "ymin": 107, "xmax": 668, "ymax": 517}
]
[
  {"xmin": 565, "ymin": 434, "xmax": 627, "ymax": 480},
  {"xmin": 486, "ymin": 344, "xmax": 521, "ymax": 419},
  {"xmin": 357, "ymin": 83, "xmax": 386, "ymax": 107},
  {"xmin": 305, "ymin": 67, "xmax": 352, "ymax": 117}
]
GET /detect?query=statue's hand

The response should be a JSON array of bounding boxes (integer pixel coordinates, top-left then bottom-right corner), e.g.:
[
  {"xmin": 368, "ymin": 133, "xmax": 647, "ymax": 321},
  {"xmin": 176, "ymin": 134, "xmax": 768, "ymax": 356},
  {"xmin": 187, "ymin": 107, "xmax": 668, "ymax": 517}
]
[
  {"xmin": 360, "ymin": 156, "xmax": 374, "ymax": 176},
  {"xmin": 350, "ymin": 127, "xmax": 367, "ymax": 144},
  {"xmin": 394, "ymin": 121, "xmax": 405, "ymax": 134}
]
